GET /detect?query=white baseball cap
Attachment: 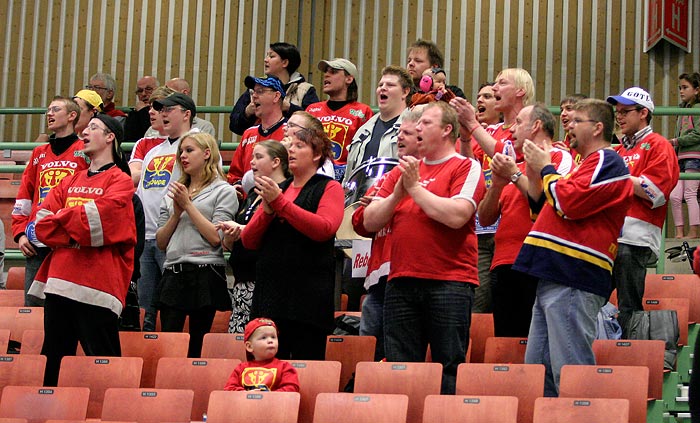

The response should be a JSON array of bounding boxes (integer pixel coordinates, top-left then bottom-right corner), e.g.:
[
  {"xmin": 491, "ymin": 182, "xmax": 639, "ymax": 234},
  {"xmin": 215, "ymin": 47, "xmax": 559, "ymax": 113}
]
[{"xmin": 606, "ymin": 87, "xmax": 655, "ymax": 113}]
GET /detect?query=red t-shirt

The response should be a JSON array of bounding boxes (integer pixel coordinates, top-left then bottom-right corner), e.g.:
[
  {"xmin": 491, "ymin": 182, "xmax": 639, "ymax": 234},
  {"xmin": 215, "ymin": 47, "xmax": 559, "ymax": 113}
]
[{"xmin": 375, "ymin": 154, "xmax": 485, "ymax": 284}]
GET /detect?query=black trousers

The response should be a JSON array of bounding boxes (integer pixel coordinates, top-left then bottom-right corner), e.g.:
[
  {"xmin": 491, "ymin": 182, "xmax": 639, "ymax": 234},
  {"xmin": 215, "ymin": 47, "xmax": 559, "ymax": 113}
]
[
  {"xmin": 491, "ymin": 264, "xmax": 539, "ymax": 338},
  {"xmin": 159, "ymin": 306, "xmax": 216, "ymax": 358},
  {"xmin": 41, "ymin": 293, "xmax": 121, "ymax": 386},
  {"xmin": 274, "ymin": 318, "xmax": 329, "ymax": 361}
]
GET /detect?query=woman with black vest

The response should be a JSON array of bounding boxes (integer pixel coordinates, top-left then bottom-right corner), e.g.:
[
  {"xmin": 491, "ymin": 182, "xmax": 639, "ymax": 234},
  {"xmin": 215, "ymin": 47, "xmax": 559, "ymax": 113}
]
[{"xmin": 241, "ymin": 111, "xmax": 344, "ymax": 360}]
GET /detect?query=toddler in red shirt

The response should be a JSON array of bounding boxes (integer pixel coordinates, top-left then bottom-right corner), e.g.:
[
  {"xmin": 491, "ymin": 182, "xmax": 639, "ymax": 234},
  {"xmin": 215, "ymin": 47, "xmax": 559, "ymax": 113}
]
[{"xmin": 224, "ymin": 317, "xmax": 300, "ymax": 391}]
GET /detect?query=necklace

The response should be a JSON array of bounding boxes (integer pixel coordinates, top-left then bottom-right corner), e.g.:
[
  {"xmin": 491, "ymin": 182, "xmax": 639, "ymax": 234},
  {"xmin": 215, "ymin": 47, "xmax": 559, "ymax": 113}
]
[
  {"xmin": 260, "ymin": 116, "xmax": 285, "ymax": 135},
  {"xmin": 189, "ymin": 184, "xmax": 204, "ymax": 197},
  {"xmin": 87, "ymin": 162, "xmax": 116, "ymax": 176}
]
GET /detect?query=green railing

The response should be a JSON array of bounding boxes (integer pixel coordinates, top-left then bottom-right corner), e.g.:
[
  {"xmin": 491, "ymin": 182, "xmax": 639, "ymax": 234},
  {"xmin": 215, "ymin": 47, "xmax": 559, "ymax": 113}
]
[
  {"xmin": 0, "ymin": 106, "xmax": 235, "ymax": 115},
  {"xmin": 2, "ymin": 105, "xmax": 699, "ymax": 116},
  {"xmin": 2, "ymin": 105, "xmax": 700, "ymax": 271}
]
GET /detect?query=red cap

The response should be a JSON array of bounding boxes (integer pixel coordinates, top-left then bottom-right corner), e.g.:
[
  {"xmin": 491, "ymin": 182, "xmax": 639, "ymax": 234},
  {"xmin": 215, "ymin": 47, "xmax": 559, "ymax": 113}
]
[{"xmin": 244, "ymin": 317, "xmax": 278, "ymax": 342}]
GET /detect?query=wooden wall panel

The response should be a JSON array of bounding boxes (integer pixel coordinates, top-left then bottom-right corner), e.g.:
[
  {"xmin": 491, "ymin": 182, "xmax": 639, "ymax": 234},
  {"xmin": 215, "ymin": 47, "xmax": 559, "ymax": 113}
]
[{"xmin": 0, "ymin": 0, "xmax": 698, "ymax": 142}]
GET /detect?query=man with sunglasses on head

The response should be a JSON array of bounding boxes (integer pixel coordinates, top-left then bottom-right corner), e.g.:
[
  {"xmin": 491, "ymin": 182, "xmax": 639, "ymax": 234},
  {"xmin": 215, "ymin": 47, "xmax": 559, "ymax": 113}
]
[
  {"xmin": 606, "ymin": 87, "xmax": 679, "ymax": 336},
  {"xmin": 87, "ymin": 73, "xmax": 127, "ymax": 122},
  {"xmin": 136, "ymin": 92, "xmax": 196, "ymax": 331},
  {"xmin": 124, "ymin": 75, "xmax": 159, "ymax": 141},
  {"xmin": 227, "ymin": 76, "xmax": 287, "ymax": 189},
  {"xmin": 12, "ymin": 96, "xmax": 90, "ymax": 306},
  {"xmin": 139, "ymin": 77, "xmax": 216, "ymax": 140},
  {"xmin": 71, "ymin": 89, "xmax": 104, "ymax": 137},
  {"xmin": 163, "ymin": 78, "xmax": 216, "ymax": 137}
]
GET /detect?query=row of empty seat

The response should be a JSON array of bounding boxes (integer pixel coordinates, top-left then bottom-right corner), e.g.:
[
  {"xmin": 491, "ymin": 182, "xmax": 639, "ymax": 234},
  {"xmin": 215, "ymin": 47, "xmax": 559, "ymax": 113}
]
[
  {"xmin": 0, "ymin": 360, "xmax": 643, "ymax": 423},
  {"xmin": 0, "ymin": 390, "xmax": 634, "ymax": 423},
  {"xmin": 3, "ymin": 329, "xmax": 665, "ymax": 397},
  {"xmin": 0, "ymin": 304, "xmax": 671, "ymax": 398},
  {"xmin": 1, "ymin": 271, "xmax": 694, "ymax": 422}
]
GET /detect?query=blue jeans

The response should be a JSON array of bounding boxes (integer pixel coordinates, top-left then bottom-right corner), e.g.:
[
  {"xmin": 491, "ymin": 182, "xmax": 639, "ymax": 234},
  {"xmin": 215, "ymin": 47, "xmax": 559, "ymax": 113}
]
[
  {"xmin": 384, "ymin": 277, "xmax": 473, "ymax": 394},
  {"xmin": 25, "ymin": 247, "xmax": 50, "ymax": 306},
  {"xmin": 360, "ymin": 276, "xmax": 386, "ymax": 361},
  {"xmin": 138, "ymin": 239, "xmax": 165, "ymax": 331},
  {"xmin": 525, "ymin": 279, "xmax": 604, "ymax": 396}
]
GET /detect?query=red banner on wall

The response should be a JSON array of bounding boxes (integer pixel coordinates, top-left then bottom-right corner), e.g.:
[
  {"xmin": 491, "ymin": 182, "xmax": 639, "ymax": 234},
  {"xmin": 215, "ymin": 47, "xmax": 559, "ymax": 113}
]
[{"xmin": 645, "ymin": 0, "xmax": 692, "ymax": 52}]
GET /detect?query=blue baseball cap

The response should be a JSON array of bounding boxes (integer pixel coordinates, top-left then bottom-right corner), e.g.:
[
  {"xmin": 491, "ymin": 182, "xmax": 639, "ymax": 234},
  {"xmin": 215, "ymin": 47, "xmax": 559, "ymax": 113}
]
[{"xmin": 244, "ymin": 76, "xmax": 286, "ymax": 99}]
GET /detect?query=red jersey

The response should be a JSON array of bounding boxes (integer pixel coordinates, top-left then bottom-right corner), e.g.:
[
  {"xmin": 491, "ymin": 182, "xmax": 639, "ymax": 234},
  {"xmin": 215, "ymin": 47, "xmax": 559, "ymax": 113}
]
[
  {"xmin": 514, "ymin": 149, "xmax": 633, "ymax": 297},
  {"xmin": 242, "ymin": 180, "xmax": 344, "ymax": 250},
  {"xmin": 224, "ymin": 358, "xmax": 300, "ymax": 392},
  {"xmin": 376, "ymin": 154, "xmax": 485, "ymax": 284},
  {"xmin": 104, "ymin": 102, "xmax": 127, "ymax": 118},
  {"xmin": 306, "ymin": 101, "xmax": 373, "ymax": 164},
  {"xmin": 12, "ymin": 140, "xmax": 89, "ymax": 242},
  {"xmin": 491, "ymin": 148, "xmax": 573, "ymax": 269},
  {"xmin": 30, "ymin": 166, "xmax": 136, "ymax": 315},
  {"xmin": 614, "ymin": 131, "xmax": 679, "ymax": 255},
  {"xmin": 227, "ymin": 124, "xmax": 286, "ymax": 185}
]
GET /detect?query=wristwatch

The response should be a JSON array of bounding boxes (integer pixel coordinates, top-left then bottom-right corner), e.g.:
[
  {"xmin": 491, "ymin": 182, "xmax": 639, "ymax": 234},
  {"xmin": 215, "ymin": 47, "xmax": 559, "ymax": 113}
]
[{"xmin": 510, "ymin": 171, "xmax": 523, "ymax": 183}]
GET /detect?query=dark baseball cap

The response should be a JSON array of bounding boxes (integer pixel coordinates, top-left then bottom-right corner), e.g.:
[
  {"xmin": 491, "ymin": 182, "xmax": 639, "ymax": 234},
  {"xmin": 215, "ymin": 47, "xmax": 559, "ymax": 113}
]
[
  {"xmin": 93, "ymin": 114, "xmax": 124, "ymax": 145},
  {"xmin": 152, "ymin": 92, "xmax": 197, "ymax": 117}
]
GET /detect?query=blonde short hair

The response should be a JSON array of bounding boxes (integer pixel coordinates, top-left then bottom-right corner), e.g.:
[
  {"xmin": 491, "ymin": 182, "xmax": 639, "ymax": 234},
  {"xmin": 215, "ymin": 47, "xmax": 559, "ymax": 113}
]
[{"xmin": 496, "ymin": 68, "xmax": 535, "ymax": 106}]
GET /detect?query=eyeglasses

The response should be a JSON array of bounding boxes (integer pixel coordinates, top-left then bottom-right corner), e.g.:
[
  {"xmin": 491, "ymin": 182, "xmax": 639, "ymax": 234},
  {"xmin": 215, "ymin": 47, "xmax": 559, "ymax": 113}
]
[
  {"xmin": 250, "ymin": 88, "xmax": 275, "ymax": 96},
  {"xmin": 135, "ymin": 87, "xmax": 155, "ymax": 95},
  {"xmin": 86, "ymin": 122, "xmax": 111, "ymax": 133},
  {"xmin": 615, "ymin": 108, "xmax": 641, "ymax": 117},
  {"xmin": 85, "ymin": 84, "xmax": 109, "ymax": 92},
  {"xmin": 571, "ymin": 118, "xmax": 598, "ymax": 125},
  {"xmin": 45, "ymin": 106, "xmax": 64, "ymax": 114},
  {"xmin": 286, "ymin": 121, "xmax": 309, "ymax": 131},
  {"xmin": 161, "ymin": 105, "xmax": 187, "ymax": 113}
]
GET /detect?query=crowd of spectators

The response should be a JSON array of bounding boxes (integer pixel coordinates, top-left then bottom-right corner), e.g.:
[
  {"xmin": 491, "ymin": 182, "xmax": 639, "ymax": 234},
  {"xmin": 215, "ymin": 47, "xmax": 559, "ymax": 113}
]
[{"xmin": 7, "ymin": 39, "xmax": 700, "ymax": 408}]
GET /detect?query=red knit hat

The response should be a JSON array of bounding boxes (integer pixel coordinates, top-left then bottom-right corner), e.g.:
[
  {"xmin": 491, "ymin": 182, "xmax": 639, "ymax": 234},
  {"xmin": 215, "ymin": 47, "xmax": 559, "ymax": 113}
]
[{"xmin": 244, "ymin": 317, "xmax": 278, "ymax": 342}]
